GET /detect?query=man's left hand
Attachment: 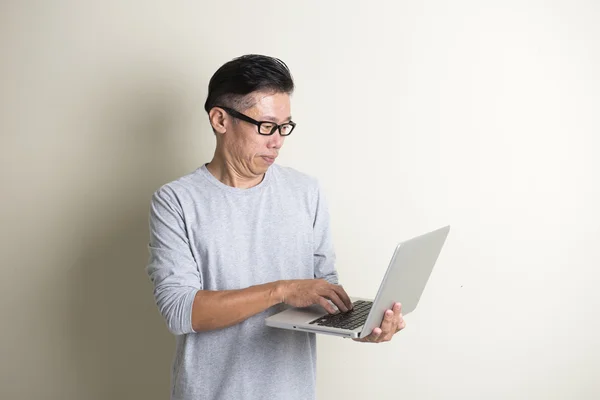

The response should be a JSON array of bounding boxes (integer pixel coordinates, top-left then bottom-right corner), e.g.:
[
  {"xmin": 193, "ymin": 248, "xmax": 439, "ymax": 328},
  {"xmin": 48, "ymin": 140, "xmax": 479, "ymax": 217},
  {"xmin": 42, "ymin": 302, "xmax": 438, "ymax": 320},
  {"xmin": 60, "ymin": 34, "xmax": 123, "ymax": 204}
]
[{"xmin": 353, "ymin": 302, "xmax": 406, "ymax": 343}]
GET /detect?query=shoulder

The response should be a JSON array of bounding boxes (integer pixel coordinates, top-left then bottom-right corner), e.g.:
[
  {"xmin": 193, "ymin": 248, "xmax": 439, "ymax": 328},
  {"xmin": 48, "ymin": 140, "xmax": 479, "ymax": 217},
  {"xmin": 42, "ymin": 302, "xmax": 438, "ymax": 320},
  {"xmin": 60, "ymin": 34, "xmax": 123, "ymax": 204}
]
[{"xmin": 151, "ymin": 168, "xmax": 206, "ymax": 208}]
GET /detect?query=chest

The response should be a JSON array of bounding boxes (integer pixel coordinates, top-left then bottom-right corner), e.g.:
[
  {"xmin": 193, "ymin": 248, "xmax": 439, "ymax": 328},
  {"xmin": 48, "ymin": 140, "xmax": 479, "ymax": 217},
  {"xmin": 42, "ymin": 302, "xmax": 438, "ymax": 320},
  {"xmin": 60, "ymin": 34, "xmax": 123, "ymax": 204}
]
[{"xmin": 187, "ymin": 189, "xmax": 315, "ymax": 289}]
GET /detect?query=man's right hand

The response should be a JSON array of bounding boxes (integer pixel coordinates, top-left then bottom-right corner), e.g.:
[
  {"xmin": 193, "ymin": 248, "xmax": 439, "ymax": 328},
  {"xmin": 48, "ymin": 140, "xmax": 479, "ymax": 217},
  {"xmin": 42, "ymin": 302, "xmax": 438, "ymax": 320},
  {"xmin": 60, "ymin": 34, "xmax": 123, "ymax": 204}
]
[{"xmin": 277, "ymin": 279, "xmax": 354, "ymax": 314}]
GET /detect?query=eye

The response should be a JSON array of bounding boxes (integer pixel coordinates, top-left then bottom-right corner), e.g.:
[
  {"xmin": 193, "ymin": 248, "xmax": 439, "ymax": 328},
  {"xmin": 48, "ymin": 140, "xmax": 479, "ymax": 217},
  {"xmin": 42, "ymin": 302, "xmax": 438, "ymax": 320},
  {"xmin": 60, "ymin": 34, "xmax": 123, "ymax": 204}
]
[
  {"xmin": 281, "ymin": 124, "xmax": 293, "ymax": 134},
  {"xmin": 260, "ymin": 123, "xmax": 275, "ymax": 133}
]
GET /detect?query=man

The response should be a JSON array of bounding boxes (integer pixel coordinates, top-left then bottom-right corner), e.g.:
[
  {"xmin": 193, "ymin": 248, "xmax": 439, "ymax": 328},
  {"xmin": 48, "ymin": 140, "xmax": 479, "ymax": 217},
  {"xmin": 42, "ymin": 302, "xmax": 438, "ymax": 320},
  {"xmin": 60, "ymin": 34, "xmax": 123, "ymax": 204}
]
[{"xmin": 146, "ymin": 54, "xmax": 405, "ymax": 400}]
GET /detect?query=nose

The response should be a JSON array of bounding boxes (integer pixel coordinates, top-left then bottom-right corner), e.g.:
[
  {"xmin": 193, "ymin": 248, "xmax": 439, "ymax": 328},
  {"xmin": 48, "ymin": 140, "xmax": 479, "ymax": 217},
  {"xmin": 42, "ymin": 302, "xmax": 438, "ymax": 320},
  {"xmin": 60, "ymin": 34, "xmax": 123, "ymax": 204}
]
[{"xmin": 267, "ymin": 131, "xmax": 285, "ymax": 149}]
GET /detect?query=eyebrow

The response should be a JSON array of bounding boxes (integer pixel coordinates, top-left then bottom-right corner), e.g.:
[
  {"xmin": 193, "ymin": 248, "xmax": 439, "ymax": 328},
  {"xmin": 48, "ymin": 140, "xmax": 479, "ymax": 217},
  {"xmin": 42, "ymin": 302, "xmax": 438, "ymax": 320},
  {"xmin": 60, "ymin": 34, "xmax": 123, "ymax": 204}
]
[{"xmin": 262, "ymin": 115, "xmax": 293, "ymax": 122}]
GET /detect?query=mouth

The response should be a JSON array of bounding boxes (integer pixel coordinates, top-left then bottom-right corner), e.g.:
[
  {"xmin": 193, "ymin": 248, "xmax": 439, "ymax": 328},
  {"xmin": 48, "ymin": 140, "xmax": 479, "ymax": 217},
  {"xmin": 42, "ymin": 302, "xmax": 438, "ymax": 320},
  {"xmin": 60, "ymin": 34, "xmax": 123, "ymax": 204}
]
[{"xmin": 261, "ymin": 155, "xmax": 277, "ymax": 164}]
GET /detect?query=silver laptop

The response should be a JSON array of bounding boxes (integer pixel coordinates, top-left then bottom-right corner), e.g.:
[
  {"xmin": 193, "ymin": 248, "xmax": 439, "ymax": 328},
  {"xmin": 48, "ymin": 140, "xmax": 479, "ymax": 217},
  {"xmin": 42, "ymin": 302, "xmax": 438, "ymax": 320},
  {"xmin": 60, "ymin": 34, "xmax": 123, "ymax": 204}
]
[{"xmin": 265, "ymin": 225, "xmax": 450, "ymax": 339}]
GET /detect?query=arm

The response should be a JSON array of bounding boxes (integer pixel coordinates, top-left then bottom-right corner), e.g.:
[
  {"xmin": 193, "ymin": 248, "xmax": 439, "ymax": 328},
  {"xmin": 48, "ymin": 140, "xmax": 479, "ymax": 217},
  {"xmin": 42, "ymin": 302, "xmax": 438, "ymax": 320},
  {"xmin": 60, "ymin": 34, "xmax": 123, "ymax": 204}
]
[
  {"xmin": 190, "ymin": 278, "xmax": 353, "ymax": 331},
  {"xmin": 146, "ymin": 187, "xmax": 201, "ymax": 335},
  {"xmin": 190, "ymin": 283, "xmax": 281, "ymax": 332}
]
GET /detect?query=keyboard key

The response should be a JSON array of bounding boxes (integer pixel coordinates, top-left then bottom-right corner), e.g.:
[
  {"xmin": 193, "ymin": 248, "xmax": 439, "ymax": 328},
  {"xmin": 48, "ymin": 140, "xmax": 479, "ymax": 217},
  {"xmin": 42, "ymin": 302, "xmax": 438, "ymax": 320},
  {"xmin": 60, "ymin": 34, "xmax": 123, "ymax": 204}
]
[{"xmin": 308, "ymin": 300, "xmax": 373, "ymax": 330}]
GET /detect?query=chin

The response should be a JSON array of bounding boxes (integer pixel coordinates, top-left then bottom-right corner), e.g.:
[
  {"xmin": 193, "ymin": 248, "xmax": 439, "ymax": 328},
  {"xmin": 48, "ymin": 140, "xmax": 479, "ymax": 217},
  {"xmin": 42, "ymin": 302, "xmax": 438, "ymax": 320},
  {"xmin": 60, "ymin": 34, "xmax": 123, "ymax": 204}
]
[
  {"xmin": 254, "ymin": 159, "xmax": 273, "ymax": 173},
  {"xmin": 251, "ymin": 165, "xmax": 268, "ymax": 176}
]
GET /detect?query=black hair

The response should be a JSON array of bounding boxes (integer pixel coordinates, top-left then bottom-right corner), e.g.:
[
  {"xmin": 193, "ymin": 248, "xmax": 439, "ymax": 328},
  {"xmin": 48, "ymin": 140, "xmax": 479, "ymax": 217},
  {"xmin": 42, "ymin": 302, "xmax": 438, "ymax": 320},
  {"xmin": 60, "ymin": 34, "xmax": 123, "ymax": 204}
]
[{"xmin": 204, "ymin": 54, "xmax": 294, "ymax": 113}]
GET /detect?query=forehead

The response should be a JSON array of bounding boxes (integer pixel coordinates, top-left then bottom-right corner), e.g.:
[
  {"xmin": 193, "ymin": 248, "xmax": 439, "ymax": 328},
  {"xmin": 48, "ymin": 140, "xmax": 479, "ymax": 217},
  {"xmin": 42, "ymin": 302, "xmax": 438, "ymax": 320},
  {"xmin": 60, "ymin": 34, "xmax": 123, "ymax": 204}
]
[{"xmin": 243, "ymin": 91, "xmax": 291, "ymax": 119}]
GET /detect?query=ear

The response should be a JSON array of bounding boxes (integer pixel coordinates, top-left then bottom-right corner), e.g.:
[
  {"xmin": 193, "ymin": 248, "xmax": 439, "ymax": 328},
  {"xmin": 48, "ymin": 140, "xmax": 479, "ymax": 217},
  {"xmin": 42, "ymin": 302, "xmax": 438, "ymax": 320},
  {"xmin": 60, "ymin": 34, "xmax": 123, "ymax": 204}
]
[{"xmin": 209, "ymin": 107, "xmax": 227, "ymax": 135}]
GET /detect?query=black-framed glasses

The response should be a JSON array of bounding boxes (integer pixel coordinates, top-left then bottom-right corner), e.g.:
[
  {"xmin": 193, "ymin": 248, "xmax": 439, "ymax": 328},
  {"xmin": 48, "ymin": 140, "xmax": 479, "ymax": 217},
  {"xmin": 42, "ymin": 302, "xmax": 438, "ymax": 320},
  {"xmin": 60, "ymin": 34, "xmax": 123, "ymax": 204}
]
[{"xmin": 217, "ymin": 106, "xmax": 296, "ymax": 136}]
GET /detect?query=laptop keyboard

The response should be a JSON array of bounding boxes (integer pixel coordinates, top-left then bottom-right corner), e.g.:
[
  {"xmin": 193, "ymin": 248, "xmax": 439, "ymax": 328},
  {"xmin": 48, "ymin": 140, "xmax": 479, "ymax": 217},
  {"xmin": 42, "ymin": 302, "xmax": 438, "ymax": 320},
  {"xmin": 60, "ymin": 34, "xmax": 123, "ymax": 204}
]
[{"xmin": 309, "ymin": 300, "xmax": 373, "ymax": 330}]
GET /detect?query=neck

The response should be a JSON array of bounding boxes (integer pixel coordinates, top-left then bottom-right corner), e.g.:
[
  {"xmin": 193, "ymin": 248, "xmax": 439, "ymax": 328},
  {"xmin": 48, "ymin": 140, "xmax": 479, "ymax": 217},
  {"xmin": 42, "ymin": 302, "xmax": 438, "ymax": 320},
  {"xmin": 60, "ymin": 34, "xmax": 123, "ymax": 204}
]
[{"xmin": 206, "ymin": 151, "xmax": 264, "ymax": 189}]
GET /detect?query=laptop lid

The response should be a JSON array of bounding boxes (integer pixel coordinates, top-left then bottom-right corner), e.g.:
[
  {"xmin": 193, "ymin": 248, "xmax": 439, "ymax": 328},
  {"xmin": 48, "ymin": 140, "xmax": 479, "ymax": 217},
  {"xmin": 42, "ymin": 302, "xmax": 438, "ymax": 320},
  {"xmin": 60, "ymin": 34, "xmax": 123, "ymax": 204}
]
[{"xmin": 358, "ymin": 225, "xmax": 450, "ymax": 337}]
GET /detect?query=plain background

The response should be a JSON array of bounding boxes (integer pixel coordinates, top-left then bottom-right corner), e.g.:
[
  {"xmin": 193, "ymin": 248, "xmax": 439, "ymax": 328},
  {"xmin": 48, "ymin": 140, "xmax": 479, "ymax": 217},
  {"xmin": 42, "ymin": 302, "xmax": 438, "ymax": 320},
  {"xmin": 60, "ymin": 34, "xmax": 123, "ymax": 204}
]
[{"xmin": 1, "ymin": 1, "xmax": 599, "ymax": 399}]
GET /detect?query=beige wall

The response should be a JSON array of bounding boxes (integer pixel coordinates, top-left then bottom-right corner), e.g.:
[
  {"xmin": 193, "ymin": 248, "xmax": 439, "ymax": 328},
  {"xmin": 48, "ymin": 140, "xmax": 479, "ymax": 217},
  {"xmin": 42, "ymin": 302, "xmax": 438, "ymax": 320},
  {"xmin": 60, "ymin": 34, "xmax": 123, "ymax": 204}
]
[{"xmin": 1, "ymin": 1, "xmax": 599, "ymax": 399}]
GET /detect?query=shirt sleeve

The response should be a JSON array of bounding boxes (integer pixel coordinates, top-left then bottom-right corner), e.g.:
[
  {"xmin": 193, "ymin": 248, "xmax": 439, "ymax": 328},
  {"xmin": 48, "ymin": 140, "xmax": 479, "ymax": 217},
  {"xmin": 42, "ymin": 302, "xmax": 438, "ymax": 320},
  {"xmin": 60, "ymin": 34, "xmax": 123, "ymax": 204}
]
[
  {"xmin": 312, "ymin": 183, "xmax": 340, "ymax": 284},
  {"xmin": 146, "ymin": 186, "xmax": 201, "ymax": 335}
]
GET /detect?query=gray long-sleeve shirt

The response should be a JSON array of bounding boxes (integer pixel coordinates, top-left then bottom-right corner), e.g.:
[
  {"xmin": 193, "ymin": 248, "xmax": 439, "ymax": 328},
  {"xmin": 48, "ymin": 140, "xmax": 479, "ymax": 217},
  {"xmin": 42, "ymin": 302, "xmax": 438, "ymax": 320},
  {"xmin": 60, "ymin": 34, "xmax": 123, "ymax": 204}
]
[{"xmin": 146, "ymin": 163, "xmax": 338, "ymax": 400}]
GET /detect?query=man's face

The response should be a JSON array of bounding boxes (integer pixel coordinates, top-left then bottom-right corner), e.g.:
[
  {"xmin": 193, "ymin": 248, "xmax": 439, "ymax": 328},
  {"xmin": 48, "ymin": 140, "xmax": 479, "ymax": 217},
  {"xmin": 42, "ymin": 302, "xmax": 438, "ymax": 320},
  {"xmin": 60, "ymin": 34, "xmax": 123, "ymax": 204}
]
[{"xmin": 222, "ymin": 91, "xmax": 291, "ymax": 177}]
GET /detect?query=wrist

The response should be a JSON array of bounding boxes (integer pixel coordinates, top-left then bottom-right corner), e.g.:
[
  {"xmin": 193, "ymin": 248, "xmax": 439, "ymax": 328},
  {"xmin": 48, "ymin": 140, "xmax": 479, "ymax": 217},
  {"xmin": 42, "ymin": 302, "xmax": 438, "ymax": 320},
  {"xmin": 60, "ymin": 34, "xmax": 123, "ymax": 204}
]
[{"xmin": 272, "ymin": 280, "xmax": 287, "ymax": 305}]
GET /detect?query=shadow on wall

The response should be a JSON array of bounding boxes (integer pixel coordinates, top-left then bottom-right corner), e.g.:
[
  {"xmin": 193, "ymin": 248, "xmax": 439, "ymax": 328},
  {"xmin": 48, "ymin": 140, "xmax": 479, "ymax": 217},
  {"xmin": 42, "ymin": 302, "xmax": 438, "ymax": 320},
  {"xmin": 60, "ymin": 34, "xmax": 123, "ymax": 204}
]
[{"xmin": 64, "ymin": 69, "xmax": 210, "ymax": 400}]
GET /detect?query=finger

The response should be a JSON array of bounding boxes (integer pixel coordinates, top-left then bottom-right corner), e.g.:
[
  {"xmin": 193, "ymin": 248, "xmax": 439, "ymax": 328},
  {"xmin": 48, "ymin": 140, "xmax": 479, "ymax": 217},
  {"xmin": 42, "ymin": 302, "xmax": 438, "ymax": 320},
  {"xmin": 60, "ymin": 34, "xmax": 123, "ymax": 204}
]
[
  {"xmin": 383, "ymin": 323, "xmax": 397, "ymax": 341},
  {"xmin": 367, "ymin": 327, "xmax": 383, "ymax": 343},
  {"xmin": 392, "ymin": 303, "xmax": 402, "ymax": 332},
  {"xmin": 378, "ymin": 310, "xmax": 398, "ymax": 343},
  {"xmin": 394, "ymin": 303, "xmax": 406, "ymax": 332},
  {"xmin": 322, "ymin": 290, "xmax": 348, "ymax": 313},
  {"xmin": 379, "ymin": 309, "xmax": 395, "ymax": 335},
  {"xmin": 332, "ymin": 284, "xmax": 354, "ymax": 310},
  {"xmin": 317, "ymin": 297, "xmax": 337, "ymax": 314},
  {"xmin": 393, "ymin": 302, "xmax": 402, "ymax": 316},
  {"xmin": 356, "ymin": 328, "xmax": 382, "ymax": 343}
]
